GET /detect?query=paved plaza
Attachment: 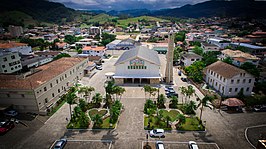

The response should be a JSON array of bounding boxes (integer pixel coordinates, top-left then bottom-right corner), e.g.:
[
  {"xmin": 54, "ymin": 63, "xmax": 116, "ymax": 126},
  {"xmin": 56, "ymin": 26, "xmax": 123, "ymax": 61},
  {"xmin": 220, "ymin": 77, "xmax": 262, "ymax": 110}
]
[{"xmin": 0, "ymin": 51, "xmax": 266, "ymax": 149}]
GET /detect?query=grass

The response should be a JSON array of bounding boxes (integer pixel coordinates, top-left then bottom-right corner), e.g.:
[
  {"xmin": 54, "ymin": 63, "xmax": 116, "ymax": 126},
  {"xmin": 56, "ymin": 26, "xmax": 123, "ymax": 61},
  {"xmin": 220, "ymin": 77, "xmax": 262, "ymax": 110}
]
[
  {"xmin": 88, "ymin": 13, "xmax": 117, "ymax": 24},
  {"xmin": 101, "ymin": 117, "xmax": 116, "ymax": 129},
  {"xmin": 89, "ymin": 109, "xmax": 108, "ymax": 119},
  {"xmin": 67, "ymin": 120, "xmax": 90, "ymax": 129},
  {"xmin": 117, "ymin": 16, "xmax": 169, "ymax": 28},
  {"xmin": 48, "ymin": 100, "xmax": 66, "ymax": 116},
  {"xmin": 177, "ymin": 117, "xmax": 205, "ymax": 131},
  {"xmin": 144, "ymin": 116, "xmax": 171, "ymax": 130},
  {"xmin": 159, "ymin": 109, "xmax": 180, "ymax": 122}
]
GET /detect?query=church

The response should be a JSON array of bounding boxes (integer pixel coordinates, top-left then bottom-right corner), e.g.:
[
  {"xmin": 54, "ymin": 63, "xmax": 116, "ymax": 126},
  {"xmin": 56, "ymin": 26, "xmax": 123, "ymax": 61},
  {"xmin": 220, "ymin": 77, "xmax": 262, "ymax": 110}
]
[{"xmin": 113, "ymin": 46, "xmax": 161, "ymax": 85}]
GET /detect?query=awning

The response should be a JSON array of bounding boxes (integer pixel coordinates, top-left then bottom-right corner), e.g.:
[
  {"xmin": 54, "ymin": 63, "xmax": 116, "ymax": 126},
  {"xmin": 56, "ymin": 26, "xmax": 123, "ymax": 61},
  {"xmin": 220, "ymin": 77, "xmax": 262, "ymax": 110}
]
[{"xmin": 222, "ymin": 98, "xmax": 245, "ymax": 107}]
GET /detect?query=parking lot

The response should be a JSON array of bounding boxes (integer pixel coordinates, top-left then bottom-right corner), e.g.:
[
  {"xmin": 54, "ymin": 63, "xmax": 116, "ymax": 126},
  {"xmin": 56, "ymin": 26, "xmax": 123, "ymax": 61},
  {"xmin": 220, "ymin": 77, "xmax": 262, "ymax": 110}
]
[
  {"xmin": 50, "ymin": 140, "xmax": 112, "ymax": 149},
  {"xmin": 142, "ymin": 141, "xmax": 220, "ymax": 149}
]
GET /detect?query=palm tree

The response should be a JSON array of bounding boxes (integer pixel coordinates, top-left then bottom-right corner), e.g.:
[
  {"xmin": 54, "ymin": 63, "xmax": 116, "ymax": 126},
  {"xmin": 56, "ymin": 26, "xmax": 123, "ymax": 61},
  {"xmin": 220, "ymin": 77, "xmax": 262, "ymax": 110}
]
[
  {"xmin": 186, "ymin": 100, "xmax": 197, "ymax": 114},
  {"xmin": 105, "ymin": 81, "xmax": 115, "ymax": 100},
  {"xmin": 176, "ymin": 114, "xmax": 186, "ymax": 128},
  {"xmin": 170, "ymin": 96, "xmax": 178, "ymax": 108},
  {"xmin": 198, "ymin": 96, "xmax": 214, "ymax": 121},
  {"xmin": 110, "ymin": 106, "xmax": 120, "ymax": 124},
  {"xmin": 113, "ymin": 86, "xmax": 126, "ymax": 100},
  {"xmin": 92, "ymin": 93, "xmax": 103, "ymax": 105},
  {"xmin": 66, "ymin": 93, "xmax": 77, "ymax": 118},
  {"xmin": 186, "ymin": 85, "xmax": 195, "ymax": 101},
  {"xmin": 78, "ymin": 86, "xmax": 95, "ymax": 102},
  {"xmin": 179, "ymin": 86, "xmax": 187, "ymax": 103},
  {"xmin": 166, "ymin": 116, "xmax": 171, "ymax": 128},
  {"xmin": 92, "ymin": 114, "xmax": 103, "ymax": 128},
  {"xmin": 157, "ymin": 94, "xmax": 166, "ymax": 108},
  {"xmin": 143, "ymin": 85, "xmax": 150, "ymax": 99}
]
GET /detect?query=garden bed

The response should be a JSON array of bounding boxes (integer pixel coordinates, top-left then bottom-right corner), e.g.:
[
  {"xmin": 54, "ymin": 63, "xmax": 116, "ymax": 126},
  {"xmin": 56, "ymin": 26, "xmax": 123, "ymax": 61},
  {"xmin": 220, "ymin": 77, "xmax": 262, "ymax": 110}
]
[
  {"xmin": 144, "ymin": 116, "xmax": 171, "ymax": 130},
  {"xmin": 159, "ymin": 109, "xmax": 180, "ymax": 122},
  {"xmin": 89, "ymin": 109, "xmax": 108, "ymax": 119},
  {"xmin": 176, "ymin": 117, "xmax": 205, "ymax": 131}
]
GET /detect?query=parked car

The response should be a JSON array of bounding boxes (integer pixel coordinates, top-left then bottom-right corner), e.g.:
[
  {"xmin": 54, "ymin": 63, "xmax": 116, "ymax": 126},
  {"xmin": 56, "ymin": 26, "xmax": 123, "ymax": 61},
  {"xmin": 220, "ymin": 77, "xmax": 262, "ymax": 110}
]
[
  {"xmin": 54, "ymin": 139, "xmax": 67, "ymax": 149},
  {"xmin": 96, "ymin": 65, "xmax": 102, "ymax": 70},
  {"xmin": 4, "ymin": 110, "xmax": 18, "ymax": 117},
  {"xmin": 188, "ymin": 141, "xmax": 199, "ymax": 149},
  {"xmin": 0, "ymin": 121, "xmax": 15, "ymax": 135},
  {"xmin": 156, "ymin": 141, "xmax": 165, "ymax": 149},
  {"xmin": 149, "ymin": 129, "xmax": 165, "ymax": 137},
  {"xmin": 178, "ymin": 70, "xmax": 182, "ymax": 76},
  {"xmin": 253, "ymin": 105, "xmax": 266, "ymax": 112},
  {"xmin": 181, "ymin": 77, "xmax": 187, "ymax": 82},
  {"xmin": 167, "ymin": 93, "xmax": 179, "ymax": 98}
]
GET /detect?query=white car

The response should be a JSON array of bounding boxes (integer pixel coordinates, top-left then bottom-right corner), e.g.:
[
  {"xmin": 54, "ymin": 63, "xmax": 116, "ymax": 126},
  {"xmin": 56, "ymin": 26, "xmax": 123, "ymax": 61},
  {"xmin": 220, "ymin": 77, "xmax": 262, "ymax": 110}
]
[
  {"xmin": 4, "ymin": 110, "xmax": 18, "ymax": 117},
  {"xmin": 156, "ymin": 141, "xmax": 165, "ymax": 149},
  {"xmin": 96, "ymin": 65, "xmax": 102, "ymax": 70},
  {"xmin": 149, "ymin": 129, "xmax": 165, "ymax": 137},
  {"xmin": 188, "ymin": 141, "xmax": 199, "ymax": 149}
]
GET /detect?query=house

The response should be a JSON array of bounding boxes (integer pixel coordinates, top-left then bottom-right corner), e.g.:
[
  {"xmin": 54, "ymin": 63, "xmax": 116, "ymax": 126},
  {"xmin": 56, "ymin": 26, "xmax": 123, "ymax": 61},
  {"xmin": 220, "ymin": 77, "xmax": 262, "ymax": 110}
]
[
  {"xmin": 20, "ymin": 55, "xmax": 53, "ymax": 69},
  {"xmin": 113, "ymin": 46, "xmax": 161, "ymax": 85},
  {"xmin": 82, "ymin": 46, "xmax": 106, "ymax": 58},
  {"xmin": 205, "ymin": 61, "xmax": 255, "ymax": 97},
  {"xmin": 0, "ymin": 57, "xmax": 88, "ymax": 114},
  {"xmin": 115, "ymin": 38, "xmax": 141, "ymax": 50},
  {"xmin": 180, "ymin": 53, "xmax": 202, "ymax": 67},
  {"xmin": 106, "ymin": 40, "xmax": 121, "ymax": 50},
  {"xmin": 34, "ymin": 51, "xmax": 61, "ymax": 58},
  {"xmin": 230, "ymin": 43, "xmax": 266, "ymax": 55},
  {"xmin": 207, "ymin": 38, "xmax": 231, "ymax": 49},
  {"xmin": 201, "ymin": 43, "xmax": 220, "ymax": 53},
  {"xmin": 55, "ymin": 42, "xmax": 69, "ymax": 50},
  {"xmin": 0, "ymin": 52, "xmax": 22, "ymax": 74},
  {"xmin": 89, "ymin": 26, "xmax": 101, "ymax": 35},
  {"xmin": 0, "ymin": 42, "xmax": 33, "ymax": 55},
  {"xmin": 220, "ymin": 49, "xmax": 260, "ymax": 67}
]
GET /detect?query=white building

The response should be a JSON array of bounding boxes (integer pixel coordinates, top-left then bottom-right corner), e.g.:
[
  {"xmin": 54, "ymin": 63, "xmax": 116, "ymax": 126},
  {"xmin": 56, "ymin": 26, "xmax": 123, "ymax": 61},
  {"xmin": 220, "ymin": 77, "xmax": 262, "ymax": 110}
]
[
  {"xmin": 106, "ymin": 40, "xmax": 121, "ymax": 50},
  {"xmin": 220, "ymin": 49, "xmax": 260, "ymax": 67},
  {"xmin": 201, "ymin": 43, "xmax": 220, "ymax": 53},
  {"xmin": 113, "ymin": 46, "xmax": 161, "ymax": 84},
  {"xmin": 115, "ymin": 38, "xmax": 140, "ymax": 50},
  {"xmin": 180, "ymin": 53, "xmax": 202, "ymax": 67},
  {"xmin": 0, "ymin": 42, "xmax": 33, "ymax": 56},
  {"xmin": 89, "ymin": 26, "xmax": 101, "ymax": 35},
  {"xmin": 205, "ymin": 61, "xmax": 255, "ymax": 97},
  {"xmin": 0, "ymin": 52, "xmax": 22, "ymax": 74},
  {"xmin": 82, "ymin": 46, "xmax": 106, "ymax": 57},
  {"xmin": 207, "ymin": 38, "xmax": 230, "ymax": 49},
  {"xmin": 0, "ymin": 57, "xmax": 88, "ymax": 114}
]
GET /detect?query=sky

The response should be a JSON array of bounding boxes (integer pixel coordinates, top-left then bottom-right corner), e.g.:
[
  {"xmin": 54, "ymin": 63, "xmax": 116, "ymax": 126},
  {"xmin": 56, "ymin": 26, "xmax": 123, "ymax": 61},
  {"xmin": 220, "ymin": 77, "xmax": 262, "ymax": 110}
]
[{"xmin": 50, "ymin": 0, "xmax": 209, "ymax": 11}]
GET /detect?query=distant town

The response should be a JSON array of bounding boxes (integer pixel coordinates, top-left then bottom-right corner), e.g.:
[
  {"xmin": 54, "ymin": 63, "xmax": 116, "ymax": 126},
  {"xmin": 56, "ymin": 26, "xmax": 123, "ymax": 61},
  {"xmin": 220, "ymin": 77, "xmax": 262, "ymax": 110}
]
[{"xmin": 0, "ymin": 5, "xmax": 266, "ymax": 149}]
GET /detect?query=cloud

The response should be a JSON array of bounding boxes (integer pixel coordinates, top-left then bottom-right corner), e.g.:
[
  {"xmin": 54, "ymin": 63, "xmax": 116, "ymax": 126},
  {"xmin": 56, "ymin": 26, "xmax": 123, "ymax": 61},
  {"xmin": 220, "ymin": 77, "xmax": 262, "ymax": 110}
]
[{"xmin": 50, "ymin": 0, "xmax": 209, "ymax": 10}]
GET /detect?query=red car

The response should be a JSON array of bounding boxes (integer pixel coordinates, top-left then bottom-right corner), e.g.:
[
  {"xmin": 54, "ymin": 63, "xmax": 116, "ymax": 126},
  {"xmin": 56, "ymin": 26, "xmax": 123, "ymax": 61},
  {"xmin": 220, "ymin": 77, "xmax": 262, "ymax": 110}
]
[{"xmin": 0, "ymin": 121, "xmax": 15, "ymax": 135}]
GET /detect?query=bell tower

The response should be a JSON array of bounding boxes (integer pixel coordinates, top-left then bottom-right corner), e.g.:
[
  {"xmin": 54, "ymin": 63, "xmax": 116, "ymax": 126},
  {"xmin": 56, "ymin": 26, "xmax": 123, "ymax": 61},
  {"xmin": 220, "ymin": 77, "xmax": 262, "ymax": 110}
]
[{"xmin": 165, "ymin": 31, "xmax": 174, "ymax": 84}]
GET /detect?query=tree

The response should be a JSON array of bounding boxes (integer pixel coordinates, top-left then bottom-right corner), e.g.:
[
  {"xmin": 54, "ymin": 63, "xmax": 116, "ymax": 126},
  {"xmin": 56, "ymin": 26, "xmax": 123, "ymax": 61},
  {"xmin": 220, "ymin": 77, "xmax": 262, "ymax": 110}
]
[
  {"xmin": 79, "ymin": 98, "xmax": 87, "ymax": 112},
  {"xmin": 222, "ymin": 57, "xmax": 233, "ymax": 65},
  {"xmin": 176, "ymin": 114, "xmax": 186, "ymax": 127},
  {"xmin": 92, "ymin": 114, "xmax": 103, "ymax": 128},
  {"xmin": 64, "ymin": 35, "xmax": 76, "ymax": 44},
  {"xmin": 192, "ymin": 46, "xmax": 204, "ymax": 56},
  {"xmin": 53, "ymin": 53, "xmax": 71, "ymax": 60},
  {"xmin": 202, "ymin": 51, "xmax": 219, "ymax": 66},
  {"xmin": 78, "ymin": 86, "xmax": 95, "ymax": 102},
  {"xmin": 166, "ymin": 116, "xmax": 171, "ymax": 128},
  {"xmin": 113, "ymin": 86, "xmax": 126, "ymax": 100},
  {"xmin": 179, "ymin": 86, "xmax": 187, "ymax": 103},
  {"xmin": 92, "ymin": 93, "xmax": 103, "ymax": 105},
  {"xmin": 189, "ymin": 41, "xmax": 201, "ymax": 47},
  {"xmin": 186, "ymin": 85, "xmax": 195, "ymax": 100},
  {"xmin": 169, "ymin": 96, "xmax": 178, "ymax": 108},
  {"xmin": 101, "ymin": 33, "xmax": 116, "ymax": 46},
  {"xmin": 240, "ymin": 62, "xmax": 260, "ymax": 78},
  {"xmin": 198, "ymin": 96, "xmax": 214, "ymax": 121},
  {"xmin": 182, "ymin": 101, "xmax": 197, "ymax": 114},
  {"xmin": 105, "ymin": 81, "xmax": 115, "ymax": 100},
  {"xmin": 157, "ymin": 94, "xmax": 166, "ymax": 108},
  {"xmin": 173, "ymin": 46, "xmax": 182, "ymax": 62},
  {"xmin": 144, "ymin": 99, "xmax": 157, "ymax": 115},
  {"xmin": 66, "ymin": 93, "xmax": 77, "ymax": 118},
  {"xmin": 185, "ymin": 61, "xmax": 205, "ymax": 83}
]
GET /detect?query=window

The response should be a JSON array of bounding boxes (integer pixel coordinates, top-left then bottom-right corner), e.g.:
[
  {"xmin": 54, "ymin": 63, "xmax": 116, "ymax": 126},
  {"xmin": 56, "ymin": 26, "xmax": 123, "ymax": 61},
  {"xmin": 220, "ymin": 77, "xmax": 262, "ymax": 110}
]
[
  {"xmin": 56, "ymin": 79, "xmax": 58, "ymax": 84},
  {"xmin": 223, "ymin": 78, "xmax": 225, "ymax": 82},
  {"xmin": 128, "ymin": 66, "xmax": 130, "ymax": 69},
  {"xmin": 65, "ymin": 74, "xmax": 67, "ymax": 78},
  {"xmin": 144, "ymin": 66, "xmax": 147, "ymax": 69},
  {"xmin": 45, "ymin": 98, "xmax": 48, "ymax": 103},
  {"xmin": 243, "ymin": 79, "xmax": 246, "ymax": 83},
  {"xmin": 235, "ymin": 88, "xmax": 238, "ymax": 92},
  {"xmin": 18, "ymin": 65, "xmax": 21, "ymax": 68},
  {"xmin": 249, "ymin": 79, "xmax": 252, "ymax": 83},
  {"xmin": 3, "ymin": 57, "xmax": 7, "ymax": 61},
  {"xmin": 229, "ymin": 88, "xmax": 232, "ymax": 92},
  {"xmin": 191, "ymin": 59, "xmax": 195, "ymax": 61},
  {"xmin": 246, "ymin": 87, "xmax": 249, "ymax": 92},
  {"xmin": 220, "ymin": 76, "xmax": 222, "ymax": 80},
  {"xmin": 11, "ymin": 55, "xmax": 15, "ymax": 59},
  {"xmin": 52, "ymin": 93, "xmax": 55, "ymax": 97},
  {"xmin": 21, "ymin": 94, "xmax": 25, "ymax": 98},
  {"xmin": 243, "ymin": 73, "xmax": 246, "ymax": 77},
  {"xmin": 50, "ymin": 83, "xmax": 53, "ymax": 88},
  {"xmin": 7, "ymin": 94, "xmax": 10, "ymax": 97},
  {"xmin": 44, "ymin": 87, "xmax": 47, "ymax": 91},
  {"xmin": 2, "ymin": 65, "xmax": 5, "ymax": 68},
  {"xmin": 231, "ymin": 80, "xmax": 234, "ymax": 84},
  {"xmin": 237, "ymin": 79, "xmax": 240, "ymax": 84},
  {"xmin": 11, "ymin": 67, "xmax": 14, "ymax": 70},
  {"xmin": 215, "ymin": 82, "xmax": 217, "ymax": 86},
  {"xmin": 58, "ymin": 89, "xmax": 60, "ymax": 93},
  {"xmin": 4, "ymin": 70, "xmax": 7, "ymax": 72}
]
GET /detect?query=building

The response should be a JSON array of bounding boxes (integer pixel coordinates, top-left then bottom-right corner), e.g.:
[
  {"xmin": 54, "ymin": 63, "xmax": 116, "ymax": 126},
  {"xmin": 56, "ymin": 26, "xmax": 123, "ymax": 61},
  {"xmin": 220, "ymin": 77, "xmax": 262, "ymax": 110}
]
[
  {"xmin": 152, "ymin": 43, "xmax": 168, "ymax": 54},
  {"xmin": 201, "ymin": 43, "xmax": 220, "ymax": 53},
  {"xmin": 115, "ymin": 38, "xmax": 140, "ymax": 50},
  {"xmin": 0, "ymin": 52, "xmax": 22, "ymax": 74},
  {"xmin": 113, "ymin": 46, "xmax": 161, "ymax": 85},
  {"xmin": 205, "ymin": 61, "xmax": 255, "ymax": 97},
  {"xmin": 55, "ymin": 42, "xmax": 69, "ymax": 50},
  {"xmin": 20, "ymin": 55, "xmax": 53, "ymax": 69},
  {"xmin": 89, "ymin": 26, "xmax": 101, "ymax": 35},
  {"xmin": 207, "ymin": 38, "xmax": 230, "ymax": 49},
  {"xmin": 230, "ymin": 43, "xmax": 266, "ymax": 55},
  {"xmin": 82, "ymin": 46, "xmax": 106, "ymax": 58},
  {"xmin": 106, "ymin": 40, "xmax": 121, "ymax": 50},
  {"xmin": 220, "ymin": 49, "xmax": 260, "ymax": 67},
  {"xmin": 180, "ymin": 53, "xmax": 202, "ymax": 67},
  {"xmin": 8, "ymin": 25, "xmax": 23, "ymax": 37},
  {"xmin": 0, "ymin": 57, "xmax": 88, "ymax": 114},
  {"xmin": 0, "ymin": 42, "xmax": 33, "ymax": 56},
  {"xmin": 34, "ymin": 51, "xmax": 61, "ymax": 58}
]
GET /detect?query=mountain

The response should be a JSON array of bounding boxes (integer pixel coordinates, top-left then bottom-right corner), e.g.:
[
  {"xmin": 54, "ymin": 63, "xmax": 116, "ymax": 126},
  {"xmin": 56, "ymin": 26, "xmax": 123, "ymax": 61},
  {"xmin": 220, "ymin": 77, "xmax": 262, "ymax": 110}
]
[
  {"xmin": 152, "ymin": 0, "xmax": 266, "ymax": 18},
  {"xmin": 107, "ymin": 9, "xmax": 152, "ymax": 17},
  {"xmin": 0, "ymin": 0, "xmax": 75, "ymax": 26}
]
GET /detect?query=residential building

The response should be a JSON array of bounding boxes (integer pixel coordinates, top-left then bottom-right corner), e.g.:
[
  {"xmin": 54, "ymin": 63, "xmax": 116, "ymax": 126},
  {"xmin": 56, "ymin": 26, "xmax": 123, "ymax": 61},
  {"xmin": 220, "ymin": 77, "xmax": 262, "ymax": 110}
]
[
  {"xmin": 220, "ymin": 49, "xmax": 260, "ymax": 67},
  {"xmin": 55, "ymin": 42, "xmax": 69, "ymax": 49},
  {"xmin": 113, "ymin": 46, "xmax": 161, "ymax": 85},
  {"xmin": 89, "ymin": 26, "xmax": 101, "ymax": 35},
  {"xmin": 106, "ymin": 40, "xmax": 121, "ymax": 50},
  {"xmin": 115, "ymin": 38, "xmax": 140, "ymax": 50},
  {"xmin": 207, "ymin": 38, "xmax": 231, "ymax": 49},
  {"xmin": 20, "ymin": 55, "xmax": 53, "ymax": 69},
  {"xmin": 180, "ymin": 53, "xmax": 202, "ymax": 67},
  {"xmin": 205, "ymin": 61, "xmax": 255, "ymax": 97},
  {"xmin": 230, "ymin": 43, "xmax": 266, "ymax": 55},
  {"xmin": 8, "ymin": 25, "xmax": 23, "ymax": 37},
  {"xmin": 0, "ymin": 52, "xmax": 22, "ymax": 74},
  {"xmin": 0, "ymin": 57, "xmax": 88, "ymax": 114},
  {"xmin": 34, "ymin": 51, "xmax": 61, "ymax": 58},
  {"xmin": 82, "ymin": 46, "xmax": 106, "ymax": 58},
  {"xmin": 201, "ymin": 43, "xmax": 220, "ymax": 53},
  {"xmin": 0, "ymin": 42, "xmax": 33, "ymax": 55}
]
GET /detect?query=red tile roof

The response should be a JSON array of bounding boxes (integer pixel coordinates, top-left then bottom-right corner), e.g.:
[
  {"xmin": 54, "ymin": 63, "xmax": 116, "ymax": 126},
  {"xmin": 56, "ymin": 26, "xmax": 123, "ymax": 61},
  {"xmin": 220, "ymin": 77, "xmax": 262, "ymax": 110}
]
[
  {"xmin": 0, "ymin": 42, "xmax": 28, "ymax": 49},
  {"xmin": 82, "ymin": 46, "xmax": 105, "ymax": 51}
]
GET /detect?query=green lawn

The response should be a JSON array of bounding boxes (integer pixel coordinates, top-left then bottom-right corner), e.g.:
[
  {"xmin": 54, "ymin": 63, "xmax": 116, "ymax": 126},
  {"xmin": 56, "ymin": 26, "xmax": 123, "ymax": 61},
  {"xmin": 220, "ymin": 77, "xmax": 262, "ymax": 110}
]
[
  {"xmin": 89, "ymin": 109, "xmax": 108, "ymax": 118},
  {"xmin": 101, "ymin": 117, "xmax": 115, "ymax": 129},
  {"xmin": 159, "ymin": 110, "xmax": 180, "ymax": 122},
  {"xmin": 144, "ymin": 116, "xmax": 171, "ymax": 130},
  {"xmin": 177, "ymin": 117, "xmax": 205, "ymax": 131},
  {"xmin": 67, "ymin": 120, "xmax": 90, "ymax": 129},
  {"xmin": 117, "ymin": 16, "xmax": 169, "ymax": 28}
]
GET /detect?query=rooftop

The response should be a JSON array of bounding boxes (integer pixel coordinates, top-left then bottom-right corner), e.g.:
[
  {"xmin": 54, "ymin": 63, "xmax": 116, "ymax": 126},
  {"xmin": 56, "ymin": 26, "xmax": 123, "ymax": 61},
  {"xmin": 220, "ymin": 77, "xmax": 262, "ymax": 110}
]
[
  {"xmin": 182, "ymin": 53, "xmax": 202, "ymax": 59},
  {"xmin": 0, "ymin": 57, "xmax": 86, "ymax": 90},
  {"xmin": 82, "ymin": 46, "xmax": 105, "ymax": 51},
  {"xmin": 222, "ymin": 49, "xmax": 260, "ymax": 60},
  {"xmin": 231, "ymin": 43, "xmax": 266, "ymax": 49},
  {"xmin": 0, "ymin": 42, "xmax": 28, "ymax": 49}
]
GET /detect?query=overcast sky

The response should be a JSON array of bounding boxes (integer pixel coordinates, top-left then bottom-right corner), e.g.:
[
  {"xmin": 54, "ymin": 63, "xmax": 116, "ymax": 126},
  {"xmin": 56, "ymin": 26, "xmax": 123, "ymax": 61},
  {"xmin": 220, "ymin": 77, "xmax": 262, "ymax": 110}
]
[{"xmin": 50, "ymin": 0, "xmax": 209, "ymax": 11}]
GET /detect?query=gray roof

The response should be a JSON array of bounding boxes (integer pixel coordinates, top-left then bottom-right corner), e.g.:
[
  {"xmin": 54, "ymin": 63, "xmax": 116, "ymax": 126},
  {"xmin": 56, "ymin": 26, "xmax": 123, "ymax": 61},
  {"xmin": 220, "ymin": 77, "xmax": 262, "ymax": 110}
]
[
  {"xmin": 231, "ymin": 43, "xmax": 266, "ymax": 49},
  {"xmin": 114, "ymin": 46, "xmax": 160, "ymax": 66},
  {"xmin": 182, "ymin": 53, "xmax": 202, "ymax": 59}
]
